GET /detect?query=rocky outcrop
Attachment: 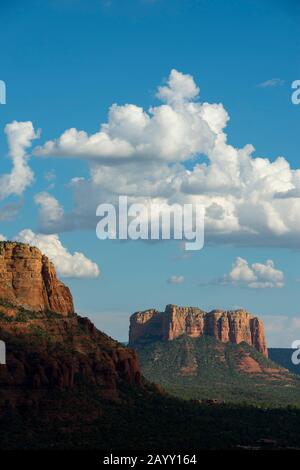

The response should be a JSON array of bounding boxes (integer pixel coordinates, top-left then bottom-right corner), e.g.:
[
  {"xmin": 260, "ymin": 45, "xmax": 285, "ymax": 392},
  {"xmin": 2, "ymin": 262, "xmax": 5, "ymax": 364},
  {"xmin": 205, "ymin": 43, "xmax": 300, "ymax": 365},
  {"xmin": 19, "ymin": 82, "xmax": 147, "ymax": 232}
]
[
  {"xmin": 0, "ymin": 242, "xmax": 74, "ymax": 316},
  {"xmin": 129, "ymin": 304, "xmax": 268, "ymax": 357},
  {"xmin": 0, "ymin": 316, "xmax": 141, "ymax": 403},
  {"xmin": 0, "ymin": 242, "xmax": 142, "ymax": 406}
]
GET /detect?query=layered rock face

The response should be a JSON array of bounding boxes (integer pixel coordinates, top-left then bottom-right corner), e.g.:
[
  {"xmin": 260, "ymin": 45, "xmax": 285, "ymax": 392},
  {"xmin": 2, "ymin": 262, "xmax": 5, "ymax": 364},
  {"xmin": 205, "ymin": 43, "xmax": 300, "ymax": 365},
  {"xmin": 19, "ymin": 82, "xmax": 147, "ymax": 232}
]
[
  {"xmin": 0, "ymin": 242, "xmax": 74, "ymax": 315},
  {"xmin": 0, "ymin": 242, "xmax": 142, "ymax": 405},
  {"xmin": 129, "ymin": 304, "xmax": 268, "ymax": 357}
]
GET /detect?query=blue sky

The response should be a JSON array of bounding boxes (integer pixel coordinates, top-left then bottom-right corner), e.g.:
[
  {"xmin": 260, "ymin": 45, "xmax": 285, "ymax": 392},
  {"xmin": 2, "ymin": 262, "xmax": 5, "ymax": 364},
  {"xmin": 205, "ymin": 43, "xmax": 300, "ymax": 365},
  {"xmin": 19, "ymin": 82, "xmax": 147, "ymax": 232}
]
[{"xmin": 0, "ymin": 0, "xmax": 300, "ymax": 346}]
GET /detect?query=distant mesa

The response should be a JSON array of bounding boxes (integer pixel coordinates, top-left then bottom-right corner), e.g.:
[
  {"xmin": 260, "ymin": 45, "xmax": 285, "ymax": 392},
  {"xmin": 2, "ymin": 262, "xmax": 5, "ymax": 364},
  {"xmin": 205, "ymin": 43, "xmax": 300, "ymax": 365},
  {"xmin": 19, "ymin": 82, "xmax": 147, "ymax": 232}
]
[
  {"xmin": 129, "ymin": 304, "xmax": 268, "ymax": 357},
  {"xmin": 129, "ymin": 305, "xmax": 300, "ymax": 406}
]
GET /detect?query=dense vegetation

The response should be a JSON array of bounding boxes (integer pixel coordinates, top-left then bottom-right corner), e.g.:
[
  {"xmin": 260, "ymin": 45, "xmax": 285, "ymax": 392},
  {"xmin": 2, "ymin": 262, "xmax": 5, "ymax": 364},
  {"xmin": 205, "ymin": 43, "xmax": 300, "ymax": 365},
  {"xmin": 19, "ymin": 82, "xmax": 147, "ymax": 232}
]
[
  {"xmin": 0, "ymin": 298, "xmax": 75, "ymax": 322},
  {"xmin": 1, "ymin": 384, "xmax": 300, "ymax": 450},
  {"xmin": 135, "ymin": 335, "xmax": 300, "ymax": 407}
]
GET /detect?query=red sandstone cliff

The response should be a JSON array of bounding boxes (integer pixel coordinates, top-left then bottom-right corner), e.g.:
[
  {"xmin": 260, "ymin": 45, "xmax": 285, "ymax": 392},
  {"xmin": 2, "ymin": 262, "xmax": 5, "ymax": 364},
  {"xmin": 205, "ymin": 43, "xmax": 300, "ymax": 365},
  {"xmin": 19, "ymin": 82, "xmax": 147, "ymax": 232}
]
[
  {"xmin": 0, "ymin": 242, "xmax": 142, "ymax": 404},
  {"xmin": 129, "ymin": 304, "xmax": 268, "ymax": 357},
  {"xmin": 0, "ymin": 242, "xmax": 74, "ymax": 315}
]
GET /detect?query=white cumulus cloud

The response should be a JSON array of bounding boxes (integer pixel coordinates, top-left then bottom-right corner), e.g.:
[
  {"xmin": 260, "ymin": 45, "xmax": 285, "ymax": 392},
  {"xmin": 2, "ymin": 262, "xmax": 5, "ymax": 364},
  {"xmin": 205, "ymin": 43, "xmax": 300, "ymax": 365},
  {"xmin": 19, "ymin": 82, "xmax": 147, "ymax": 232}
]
[
  {"xmin": 17, "ymin": 69, "xmax": 300, "ymax": 249},
  {"xmin": 263, "ymin": 315, "xmax": 300, "ymax": 347},
  {"xmin": 220, "ymin": 257, "xmax": 284, "ymax": 288},
  {"xmin": 157, "ymin": 69, "xmax": 200, "ymax": 104},
  {"xmin": 0, "ymin": 121, "xmax": 39, "ymax": 200},
  {"xmin": 35, "ymin": 69, "xmax": 216, "ymax": 163},
  {"xmin": 34, "ymin": 192, "xmax": 64, "ymax": 231},
  {"xmin": 14, "ymin": 229, "xmax": 100, "ymax": 279}
]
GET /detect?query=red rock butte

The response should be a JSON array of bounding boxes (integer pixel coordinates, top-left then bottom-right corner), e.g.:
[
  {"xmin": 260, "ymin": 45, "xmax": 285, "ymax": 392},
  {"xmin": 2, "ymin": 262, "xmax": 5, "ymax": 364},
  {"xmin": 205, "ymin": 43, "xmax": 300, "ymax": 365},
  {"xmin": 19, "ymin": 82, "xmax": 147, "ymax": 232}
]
[
  {"xmin": 0, "ymin": 241, "xmax": 74, "ymax": 316},
  {"xmin": 129, "ymin": 304, "xmax": 268, "ymax": 357},
  {"xmin": 0, "ymin": 242, "xmax": 141, "ymax": 399}
]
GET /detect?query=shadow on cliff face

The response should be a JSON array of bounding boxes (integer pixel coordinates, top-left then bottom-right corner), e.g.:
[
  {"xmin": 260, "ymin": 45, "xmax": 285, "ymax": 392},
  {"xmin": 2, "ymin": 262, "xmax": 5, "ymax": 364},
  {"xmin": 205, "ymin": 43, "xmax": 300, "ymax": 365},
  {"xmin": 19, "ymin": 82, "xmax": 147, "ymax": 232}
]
[{"xmin": 0, "ymin": 313, "xmax": 141, "ymax": 403}]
